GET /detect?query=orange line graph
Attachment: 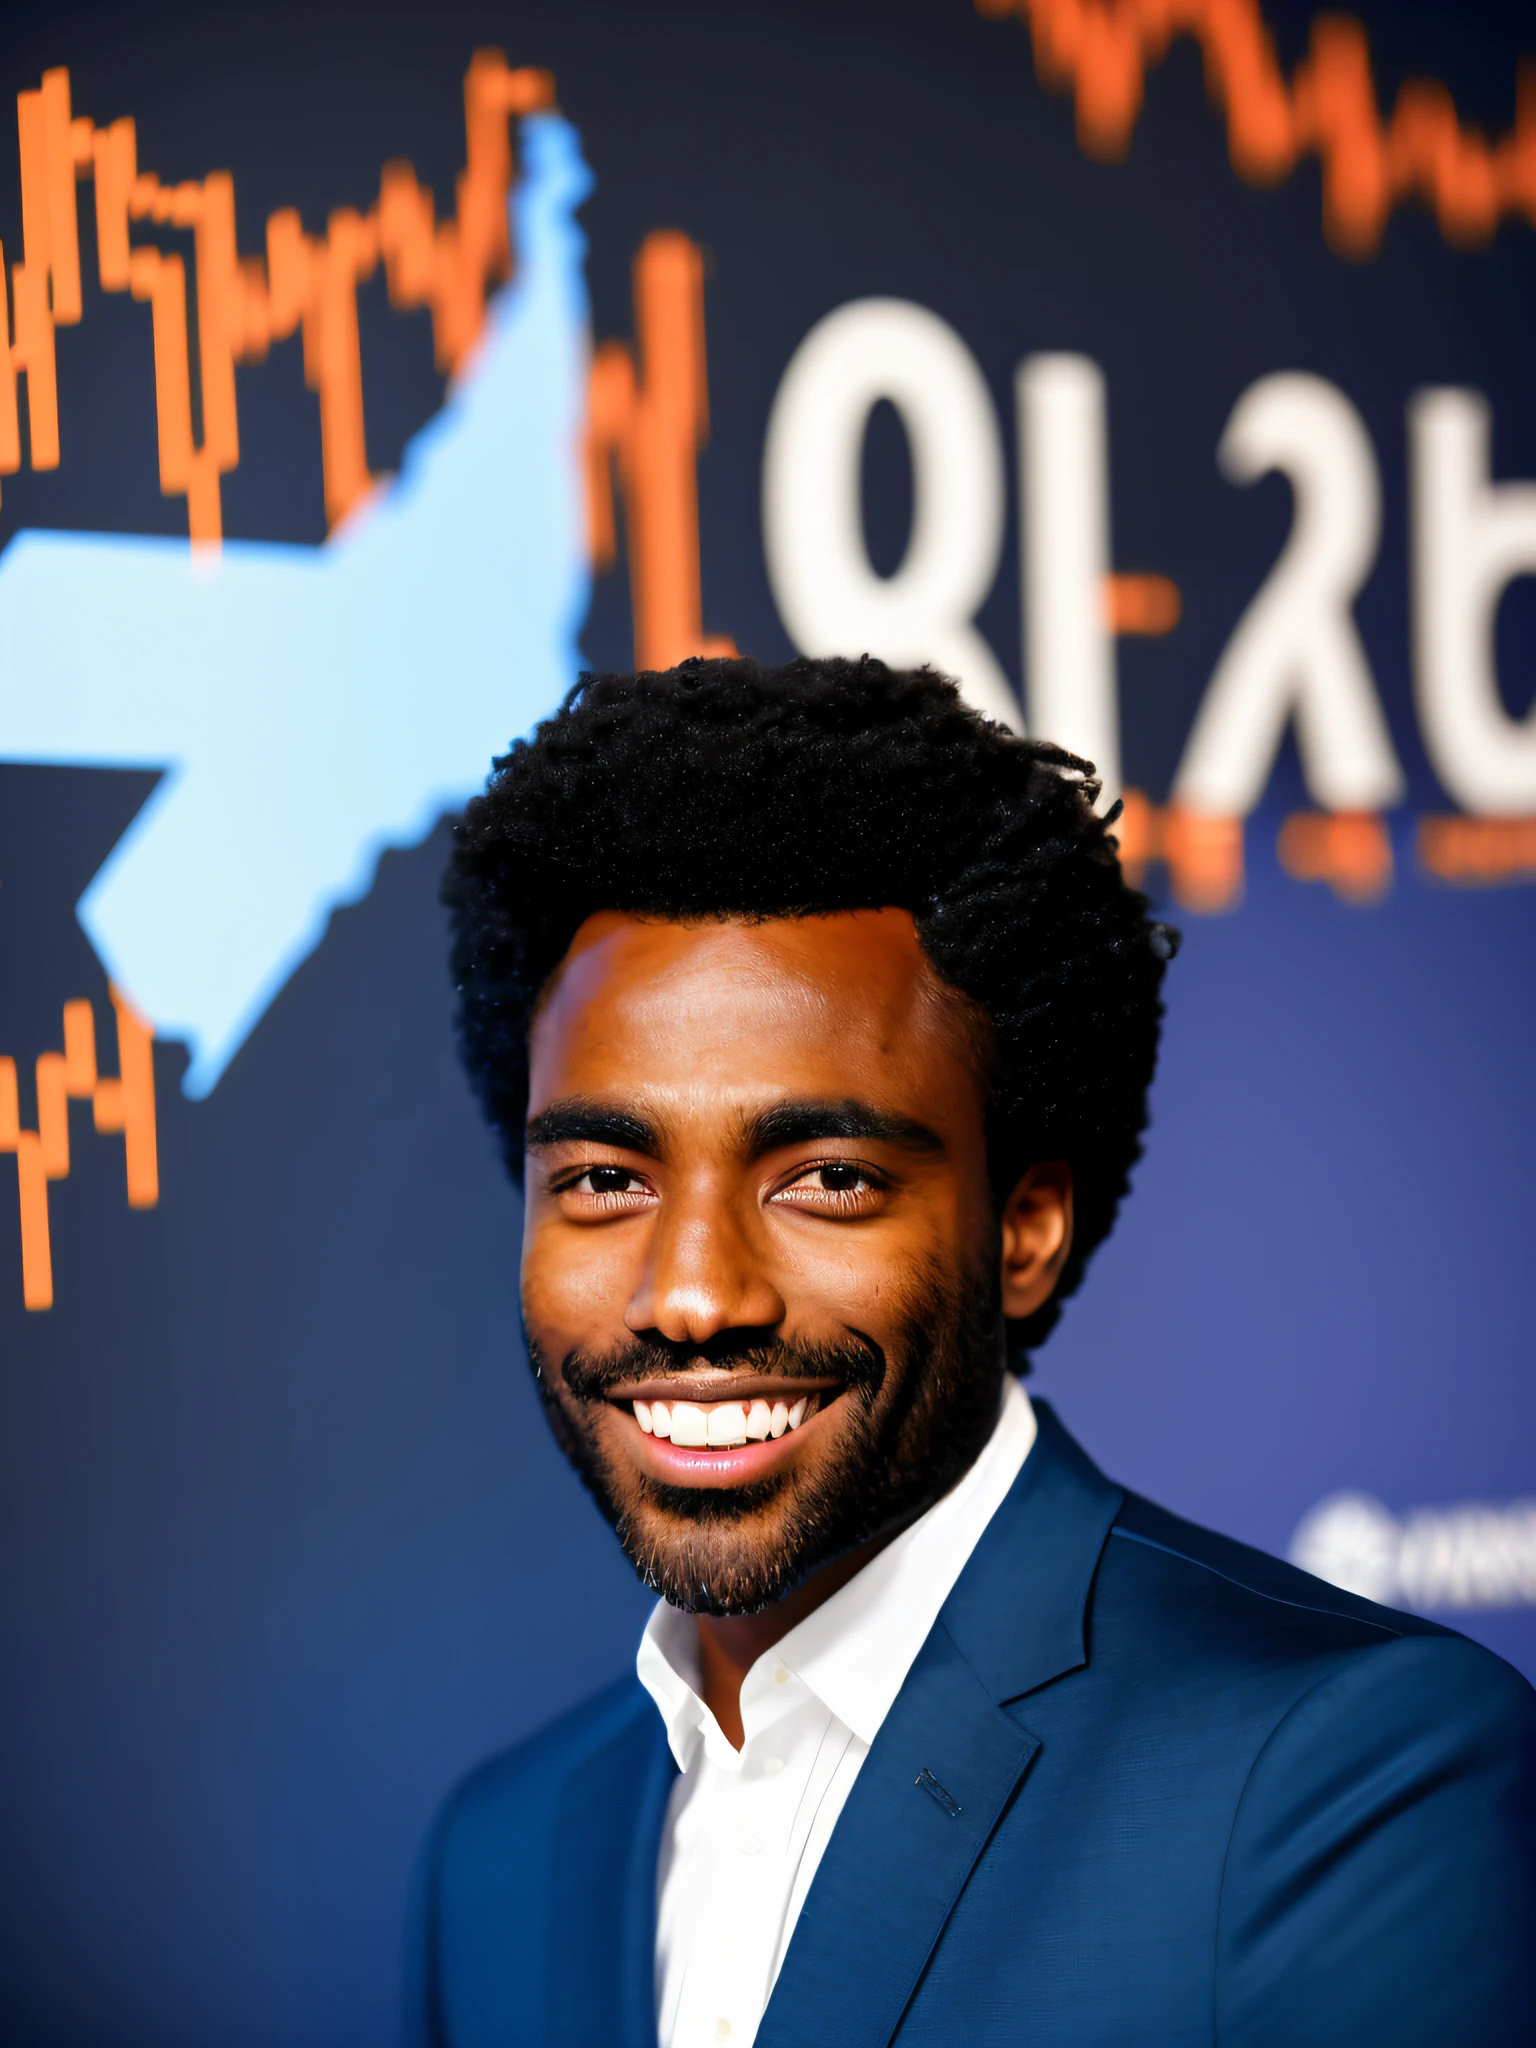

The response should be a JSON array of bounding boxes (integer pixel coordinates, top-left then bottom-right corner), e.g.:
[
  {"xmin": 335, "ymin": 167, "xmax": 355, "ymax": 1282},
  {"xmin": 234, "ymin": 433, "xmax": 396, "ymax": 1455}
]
[
  {"xmin": 1, "ymin": 55, "xmax": 730, "ymax": 666},
  {"xmin": 977, "ymin": 0, "xmax": 1536, "ymax": 256},
  {"xmin": 0, "ymin": 989, "xmax": 158, "ymax": 1311},
  {"xmin": 588, "ymin": 232, "xmax": 736, "ymax": 671},
  {"xmin": 1, "ymin": 54, "xmax": 553, "ymax": 543}
]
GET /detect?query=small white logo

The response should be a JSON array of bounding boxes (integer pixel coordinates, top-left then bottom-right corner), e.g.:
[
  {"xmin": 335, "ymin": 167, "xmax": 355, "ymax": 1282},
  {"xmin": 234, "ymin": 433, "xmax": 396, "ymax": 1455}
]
[{"xmin": 1291, "ymin": 1491, "xmax": 1536, "ymax": 1611}]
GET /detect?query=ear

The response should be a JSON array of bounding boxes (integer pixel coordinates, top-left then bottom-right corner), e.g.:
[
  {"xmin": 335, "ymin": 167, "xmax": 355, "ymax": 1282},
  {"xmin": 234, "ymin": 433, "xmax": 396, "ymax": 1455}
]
[{"xmin": 999, "ymin": 1161, "xmax": 1074, "ymax": 1321}]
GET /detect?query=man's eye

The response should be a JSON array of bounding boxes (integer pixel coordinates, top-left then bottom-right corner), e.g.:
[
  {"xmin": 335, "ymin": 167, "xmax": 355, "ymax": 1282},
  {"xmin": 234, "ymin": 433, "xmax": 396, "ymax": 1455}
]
[
  {"xmin": 560, "ymin": 1165, "xmax": 651, "ymax": 1203},
  {"xmin": 773, "ymin": 1161, "xmax": 884, "ymax": 1208},
  {"xmin": 810, "ymin": 1164, "xmax": 867, "ymax": 1193}
]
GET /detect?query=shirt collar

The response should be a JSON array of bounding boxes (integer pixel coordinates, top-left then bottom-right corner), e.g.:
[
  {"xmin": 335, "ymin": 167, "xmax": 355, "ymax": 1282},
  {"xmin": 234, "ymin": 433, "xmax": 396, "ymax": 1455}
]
[
  {"xmin": 636, "ymin": 1599, "xmax": 715, "ymax": 1772},
  {"xmin": 772, "ymin": 1376, "xmax": 1035, "ymax": 1743},
  {"xmin": 635, "ymin": 1377, "xmax": 1037, "ymax": 1759}
]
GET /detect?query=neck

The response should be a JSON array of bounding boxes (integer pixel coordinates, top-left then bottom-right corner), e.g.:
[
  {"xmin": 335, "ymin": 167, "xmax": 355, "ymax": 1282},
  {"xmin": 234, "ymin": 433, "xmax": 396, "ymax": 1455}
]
[{"xmin": 694, "ymin": 1532, "xmax": 892, "ymax": 1749}]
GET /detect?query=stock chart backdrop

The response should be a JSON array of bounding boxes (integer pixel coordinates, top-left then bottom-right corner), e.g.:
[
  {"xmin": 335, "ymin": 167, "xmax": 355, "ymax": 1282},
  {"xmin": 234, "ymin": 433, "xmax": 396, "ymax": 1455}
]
[{"xmin": 1, "ymin": 1, "xmax": 1534, "ymax": 2040}]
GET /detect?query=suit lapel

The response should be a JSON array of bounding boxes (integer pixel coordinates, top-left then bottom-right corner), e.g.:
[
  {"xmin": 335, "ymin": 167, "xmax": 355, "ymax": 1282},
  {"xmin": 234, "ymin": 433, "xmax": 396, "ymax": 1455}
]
[
  {"xmin": 548, "ymin": 1691, "xmax": 676, "ymax": 2048},
  {"xmin": 619, "ymin": 1724, "xmax": 679, "ymax": 2048},
  {"xmin": 758, "ymin": 1401, "xmax": 1123, "ymax": 2048},
  {"xmin": 755, "ymin": 1614, "xmax": 1038, "ymax": 2048},
  {"xmin": 941, "ymin": 1399, "xmax": 1124, "ymax": 1706}
]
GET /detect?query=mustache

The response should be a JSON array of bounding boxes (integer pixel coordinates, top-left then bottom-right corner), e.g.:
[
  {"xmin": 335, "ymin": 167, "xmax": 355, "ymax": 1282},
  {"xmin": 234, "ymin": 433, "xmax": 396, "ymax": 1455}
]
[{"xmin": 559, "ymin": 1330, "xmax": 886, "ymax": 1403}]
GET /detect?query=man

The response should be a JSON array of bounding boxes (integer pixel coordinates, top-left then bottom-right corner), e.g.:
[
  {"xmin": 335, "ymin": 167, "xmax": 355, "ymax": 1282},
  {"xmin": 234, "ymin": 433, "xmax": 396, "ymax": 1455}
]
[{"xmin": 413, "ymin": 656, "xmax": 1535, "ymax": 2047}]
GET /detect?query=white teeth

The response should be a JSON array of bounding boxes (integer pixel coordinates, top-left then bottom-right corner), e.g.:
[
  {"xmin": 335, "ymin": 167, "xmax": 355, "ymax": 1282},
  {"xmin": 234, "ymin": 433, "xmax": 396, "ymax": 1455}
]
[
  {"xmin": 669, "ymin": 1401, "xmax": 708, "ymax": 1447},
  {"xmin": 637, "ymin": 1393, "xmax": 820, "ymax": 1446},
  {"xmin": 707, "ymin": 1402, "xmax": 749, "ymax": 1447}
]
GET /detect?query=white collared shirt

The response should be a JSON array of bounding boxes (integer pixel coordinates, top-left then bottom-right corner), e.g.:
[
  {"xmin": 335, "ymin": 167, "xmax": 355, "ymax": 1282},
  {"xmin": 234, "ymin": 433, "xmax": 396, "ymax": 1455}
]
[{"xmin": 636, "ymin": 1376, "xmax": 1037, "ymax": 2048}]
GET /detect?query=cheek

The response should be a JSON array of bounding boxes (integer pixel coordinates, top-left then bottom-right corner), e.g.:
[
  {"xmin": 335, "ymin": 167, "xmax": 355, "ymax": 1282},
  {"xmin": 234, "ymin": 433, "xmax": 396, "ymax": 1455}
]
[
  {"xmin": 779, "ymin": 1241, "xmax": 888, "ymax": 1321},
  {"xmin": 770, "ymin": 1217, "xmax": 952, "ymax": 1338},
  {"xmin": 519, "ymin": 1208, "xmax": 642, "ymax": 1340}
]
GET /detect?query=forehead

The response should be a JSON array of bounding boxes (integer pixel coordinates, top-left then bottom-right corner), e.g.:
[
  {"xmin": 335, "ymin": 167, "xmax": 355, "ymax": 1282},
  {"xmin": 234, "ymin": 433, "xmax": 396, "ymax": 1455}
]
[{"xmin": 527, "ymin": 909, "xmax": 974, "ymax": 1114}]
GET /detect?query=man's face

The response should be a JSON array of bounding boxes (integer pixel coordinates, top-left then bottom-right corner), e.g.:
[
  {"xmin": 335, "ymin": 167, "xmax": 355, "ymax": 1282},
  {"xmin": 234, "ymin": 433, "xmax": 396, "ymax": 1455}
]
[{"xmin": 520, "ymin": 908, "xmax": 1010, "ymax": 1614}]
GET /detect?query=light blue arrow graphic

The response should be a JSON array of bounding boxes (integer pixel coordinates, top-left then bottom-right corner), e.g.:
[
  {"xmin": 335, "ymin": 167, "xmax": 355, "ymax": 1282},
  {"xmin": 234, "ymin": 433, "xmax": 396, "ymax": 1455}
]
[{"xmin": 0, "ymin": 112, "xmax": 592, "ymax": 1097}]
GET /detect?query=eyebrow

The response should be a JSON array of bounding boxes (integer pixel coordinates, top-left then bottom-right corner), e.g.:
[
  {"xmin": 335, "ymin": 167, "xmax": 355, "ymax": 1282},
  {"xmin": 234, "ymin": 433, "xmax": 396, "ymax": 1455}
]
[
  {"xmin": 524, "ymin": 1100, "xmax": 662, "ymax": 1155},
  {"xmin": 523, "ymin": 1095, "xmax": 945, "ymax": 1161},
  {"xmin": 742, "ymin": 1099, "xmax": 945, "ymax": 1158}
]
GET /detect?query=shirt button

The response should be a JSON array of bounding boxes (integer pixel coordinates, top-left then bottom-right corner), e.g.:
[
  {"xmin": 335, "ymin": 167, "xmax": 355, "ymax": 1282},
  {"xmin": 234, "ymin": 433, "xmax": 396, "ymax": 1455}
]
[
  {"xmin": 761, "ymin": 1755, "xmax": 785, "ymax": 1777},
  {"xmin": 774, "ymin": 1664, "xmax": 789, "ymax": 1685},
  {"xmin": 733, "ymin": 1829, "xmax": 762, "ymax": 1856},
  {"xmin": 714, "ymin": 2022, "xmax": 732, "ymax": 2042}
]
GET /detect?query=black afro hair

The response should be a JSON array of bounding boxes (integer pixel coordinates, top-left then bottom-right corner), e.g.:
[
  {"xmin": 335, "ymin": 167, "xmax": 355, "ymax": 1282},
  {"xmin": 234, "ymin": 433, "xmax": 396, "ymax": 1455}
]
[{"xmin": 444, "ymin": 654, "xmax": 1177, "ymax": 1357}]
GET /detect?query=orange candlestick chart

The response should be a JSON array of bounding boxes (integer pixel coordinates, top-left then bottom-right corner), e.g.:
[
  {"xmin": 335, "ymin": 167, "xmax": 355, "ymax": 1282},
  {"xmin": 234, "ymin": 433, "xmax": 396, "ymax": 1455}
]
[
  {"xmin": 588, "ymin": 231, "xmax": 736, "ymax": 674},
  {"xmin": 978, "ymin": 0, "xmax": 1536, "ymax": 258},
  {"xmin": 0, "ymin": 52, "xmax": 730, "ymax": 1312},
  {"xmin": 982, "ymin": 0, "xmax": 1536, "ymax": 917},
  {"xmin": 1, "ymin": 53, "xmax": 555, "ymax": 543},
  {"xmin": 0, "ymin": 51, "xmax": 728, "ymax": 633},
  {"xmin": 0, "ymin": 51, "xmax": 547, "ymax": 1313},
  {"xmin": 0, "ymin": 991, "xmax": 157, "ymax": 1312}
]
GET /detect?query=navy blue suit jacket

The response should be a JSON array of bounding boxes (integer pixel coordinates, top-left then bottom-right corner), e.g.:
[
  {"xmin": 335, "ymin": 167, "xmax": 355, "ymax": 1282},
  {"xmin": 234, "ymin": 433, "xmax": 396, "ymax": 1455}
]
[{"xmin": 408, "ymin": 1404, "xmax": 1536, "ymax": 2045}]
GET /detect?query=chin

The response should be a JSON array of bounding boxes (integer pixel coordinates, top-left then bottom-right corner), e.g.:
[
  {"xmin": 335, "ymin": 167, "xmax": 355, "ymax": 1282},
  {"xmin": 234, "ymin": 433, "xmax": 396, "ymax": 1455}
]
[{"xmin": 606, "ymin": 1479, "xmax": 804, "ymax": 1613}]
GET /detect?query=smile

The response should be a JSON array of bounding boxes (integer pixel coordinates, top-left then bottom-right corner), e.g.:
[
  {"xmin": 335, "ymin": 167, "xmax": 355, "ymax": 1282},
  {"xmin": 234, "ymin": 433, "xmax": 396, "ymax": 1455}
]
[
  {"xmin": 632, "ymin": 1392, "xmax": 819, "ymax": 1447},
  {"xmin": 599, "ymin": 1375, "xmax": 844, "ymax": 1481}
]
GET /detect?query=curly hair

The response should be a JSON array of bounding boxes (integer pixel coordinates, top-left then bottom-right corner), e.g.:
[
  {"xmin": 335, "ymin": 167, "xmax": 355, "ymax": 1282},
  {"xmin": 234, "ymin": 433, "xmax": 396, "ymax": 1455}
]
[{"xmin": 444, "ymin": 654, "xmax": 1177, "ymax": 1356}]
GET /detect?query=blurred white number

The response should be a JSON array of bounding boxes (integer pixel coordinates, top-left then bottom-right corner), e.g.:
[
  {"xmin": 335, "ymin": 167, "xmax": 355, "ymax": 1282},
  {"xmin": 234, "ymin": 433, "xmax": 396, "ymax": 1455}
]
[
  {"xmin": 1016, "ymin": 353, "xmax": 1120, "ymax": 800},
  {"xmin": 762, "ymin": 298, "xmax": 1018, "ymax": 730},
  {"xmin": 1176, "ymin": 372, "xmax": 1403, "ymax": 816},
  {"xmin": 1411, "ymin": 388, "xmax": 1536, "ymax": 814}
]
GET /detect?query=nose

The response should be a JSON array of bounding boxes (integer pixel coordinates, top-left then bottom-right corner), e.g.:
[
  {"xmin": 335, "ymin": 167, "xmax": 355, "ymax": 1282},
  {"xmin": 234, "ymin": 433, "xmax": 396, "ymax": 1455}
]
[{"xmin": 625, "ymin": 1182, "xmax": 786, "ymax": 1347}]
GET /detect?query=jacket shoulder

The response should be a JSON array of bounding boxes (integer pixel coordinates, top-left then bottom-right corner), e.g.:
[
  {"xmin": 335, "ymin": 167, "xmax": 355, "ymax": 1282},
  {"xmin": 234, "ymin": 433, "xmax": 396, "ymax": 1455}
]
[
  {"xmin": 1107, "ymin": 1487, "xmax": 1534, "ymax": 1787},
  {"xmin": 1095, "ymin": 1490, "xmax": 1536, "ymax": 2040},
  {"xmin": 407, "ymin": 1675, "xmax": 660, "ymax": 2048},
  {"xmin": 1214, "ymin": 1622, "xmax": 1536, "ymax": 2043},
  {"xmin": 1110, "ymin": 1488, "xmax": 1454, "ymax": 1645},
  {"xmin": 437, "ymin": 1671, "xmax": 654, "ymax": 1851}
]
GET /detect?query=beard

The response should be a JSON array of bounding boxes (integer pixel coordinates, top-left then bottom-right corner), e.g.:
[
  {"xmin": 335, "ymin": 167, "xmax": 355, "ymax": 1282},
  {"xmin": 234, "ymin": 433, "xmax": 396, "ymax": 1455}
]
[{"xmin": 524, "ymin": 1254, "xmax": 1007, "ymax": 1616}]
